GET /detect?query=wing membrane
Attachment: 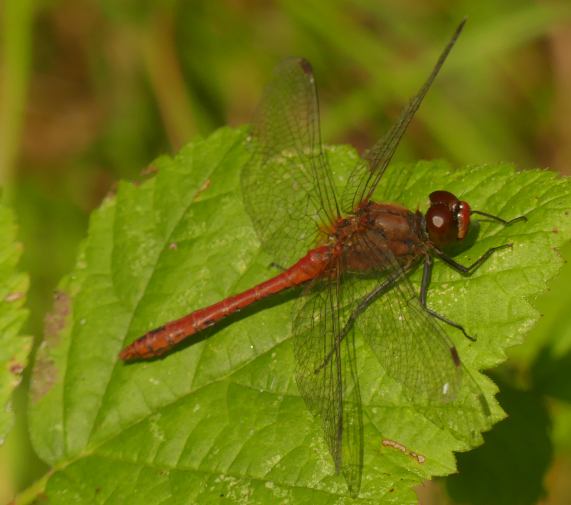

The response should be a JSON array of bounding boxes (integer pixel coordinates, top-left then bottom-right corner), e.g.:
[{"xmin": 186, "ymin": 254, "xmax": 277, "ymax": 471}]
[
  {"xmin": 242, "ymin": 58, "xmax": 339, "ymax": 266},
  {"xmin": 293, "ymin": 259, "xmax": 363, "ymax": 496},
  {"xmin": 352, "ymin": 233, "xmax": 493, "ymax": 442},
  {"xmin": 341, "ymin": 20, "xmax": 466, "ymax": 213}
]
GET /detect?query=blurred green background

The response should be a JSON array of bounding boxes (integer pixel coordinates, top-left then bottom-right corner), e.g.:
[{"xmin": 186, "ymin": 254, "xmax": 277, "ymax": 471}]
[{"xmin": 1, "ymin": 0, "xmax": 571, "ymax": 503}]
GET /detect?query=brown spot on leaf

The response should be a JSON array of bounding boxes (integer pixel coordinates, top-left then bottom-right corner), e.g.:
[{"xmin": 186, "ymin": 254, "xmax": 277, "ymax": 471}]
[
  {"xmin": 30, "ymin": 291, "xmax": 71, "ymax": 403},
  {"xmin": 4, "ymin": 292, "xmax": 23, "ymax": 302},
  {"xmin": 10, "ymin": 362, "xmax": 24, "ymax": 375},
  {"xmin": 298, "ymin": 58, "xmax": 313, "ymax": 75},
  {"xmin": 169, "ymin": 242, "xmax": 178, "ymax": 250},
  {"xmin": 44, "ymin": 291, "xmax": 71, "ymax": 343},
  {"xmin": 382, "ymin": 438, "xmax": 426, "ymax": 464},
  {"xmin": 141, "ymin": 164, "xmax": 158, "ymax": 177},
  {"xmin": 105, "ymin": 180, "xmax": 118, "ymax": 198},
  {"xmin": 193, "ymin": 179, "xmax": 211, "ymax": 201}
]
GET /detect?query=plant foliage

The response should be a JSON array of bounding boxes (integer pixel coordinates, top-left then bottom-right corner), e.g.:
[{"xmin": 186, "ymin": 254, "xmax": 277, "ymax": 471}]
[
  {"xmin": 0, "ymin": 197, "xmax": 29, "ymax": 442},
  {"xmin": 28, "ymin": 127, "xmax": 571, "ymax": 503}
]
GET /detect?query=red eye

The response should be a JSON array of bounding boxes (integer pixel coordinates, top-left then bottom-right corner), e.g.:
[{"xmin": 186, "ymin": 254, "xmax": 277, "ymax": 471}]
[
  {"xmin": 426, "ymin": 191, "xmax": 472, "ymax": 247},
  {"xmin": 457, "ymin": 201, "xmax": 471, "ymax": 239},
  {"xmin": 426, "ymin": 204, "xmax": 456, "ymax": 247},
  {"xmin": 429, "ymin": 190, "xmax": 458, "ymax": 207}
]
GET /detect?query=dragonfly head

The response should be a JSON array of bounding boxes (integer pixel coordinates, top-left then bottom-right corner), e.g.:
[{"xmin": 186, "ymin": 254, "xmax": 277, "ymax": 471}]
[{"xmin": 426, "ymin": 190, "xmax": 471, "ymax": 248}]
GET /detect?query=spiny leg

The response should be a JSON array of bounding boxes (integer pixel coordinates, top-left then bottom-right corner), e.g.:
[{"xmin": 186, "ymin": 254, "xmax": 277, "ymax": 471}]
[
  {"xmin": 434, "ymin": 244, "xmax": 513, "ymax": 275},
  {"xmin": 419, "ymin": 255, "xmax": 474, "ymax": 341},
  {"xmin": 422, "ymin": 240, "xmax": 517, "ymax": 340}
]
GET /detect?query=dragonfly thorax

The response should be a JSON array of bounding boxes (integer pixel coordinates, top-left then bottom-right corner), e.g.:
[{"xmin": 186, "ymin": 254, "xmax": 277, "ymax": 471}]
[{"xmin": 330, "ymin": 201, "xmax": 427, "ymax": 272}]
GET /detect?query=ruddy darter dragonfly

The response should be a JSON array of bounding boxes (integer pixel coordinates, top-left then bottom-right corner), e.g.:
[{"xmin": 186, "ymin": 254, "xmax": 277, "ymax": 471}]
[{"xmin": 120, "ymin": 20, "xmax": 526, "ymax": 496}]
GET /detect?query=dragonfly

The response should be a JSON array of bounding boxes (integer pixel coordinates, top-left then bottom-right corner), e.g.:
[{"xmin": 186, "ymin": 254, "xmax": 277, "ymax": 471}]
[{"xmin": 120, "ymin": 20, "xmax": 526, "ymax": 496}]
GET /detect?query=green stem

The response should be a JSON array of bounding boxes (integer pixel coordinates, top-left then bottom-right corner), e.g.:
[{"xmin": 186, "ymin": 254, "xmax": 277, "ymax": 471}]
[
  {"xmin": 10, "ymin": 470, "xmax": 51, "ymax": 505},
  {"xmin": 0, "ymin": 0, "xmax": 36, "ymax": 194},
  {"xmin": 140, "ymin": 12, "xmax": 197, "ymax": 149}
]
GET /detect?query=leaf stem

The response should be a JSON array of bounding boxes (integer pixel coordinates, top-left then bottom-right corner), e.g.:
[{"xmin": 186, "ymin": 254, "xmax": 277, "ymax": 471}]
[{"xmin": 10, "ymin": 470, "xmax": 52, "ymax": 505}]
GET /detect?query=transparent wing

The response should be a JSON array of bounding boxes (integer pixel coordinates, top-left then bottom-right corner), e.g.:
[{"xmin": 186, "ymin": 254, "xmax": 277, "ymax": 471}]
[
  {"xmin": 341, "ymin": 20, "xmax": 466, "ymax": 213},
  {"xmin": 293, "ymin": 259, "xmax": 363, "ymax": 497},
  {"xmin": 242, "ymin": 57, "xmax": 340, "ymax": 266},
  {"xmin": 352, "ymin": 232, "xmax": 493, "ymax": 442}
]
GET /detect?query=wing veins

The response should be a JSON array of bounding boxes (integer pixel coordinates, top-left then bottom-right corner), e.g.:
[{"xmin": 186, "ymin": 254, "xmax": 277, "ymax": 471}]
[{"xmin": 342, "ymin": 20, "xmax": 466, "ymax": 213}]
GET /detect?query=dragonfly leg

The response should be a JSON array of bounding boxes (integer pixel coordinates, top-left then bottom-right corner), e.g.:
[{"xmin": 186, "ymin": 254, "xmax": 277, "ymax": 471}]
[
  {"xmin": 471, "ymin": 210, "xmax": 527, "ymax": 226},
  {"xmin": 436, "ymin": 209, "xmax": 526, "ymax": 273},
  {"xmin": 420, "ymin": 255, "xmax": 475, "ymax": 341},
  {"xmin": 314, "ymin": 272, "xmax": 401, "ymax": 374},
  {"xmin": 434, "ymin": 243, "xmax": 512, "ymax": 275}
]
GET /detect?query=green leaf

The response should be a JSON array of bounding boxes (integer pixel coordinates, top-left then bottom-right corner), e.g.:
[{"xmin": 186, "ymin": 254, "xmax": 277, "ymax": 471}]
[
  {"xmin": 27, "ymin": 127, "xmax": 571, "ymax": 503},
  {"xmin": 0, "ymin": 196, "xmax": 30, "ymax": 442}
]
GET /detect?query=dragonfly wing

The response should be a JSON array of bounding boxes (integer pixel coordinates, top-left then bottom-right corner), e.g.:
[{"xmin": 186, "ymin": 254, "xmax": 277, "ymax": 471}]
[
  {"xmin": 243, "ymin": 57, "xmax": 340, "ymax": 266},
  {"xmin": 293, "ymin": 261, "xmax": 363, "ymax": 497},
  {"xmin": 352, "ymin": 234, "xmax": 493, "ymax": 443},
  {"xmin": 341, "ymin": 21, "xmax": 465, "ymax": 214}
]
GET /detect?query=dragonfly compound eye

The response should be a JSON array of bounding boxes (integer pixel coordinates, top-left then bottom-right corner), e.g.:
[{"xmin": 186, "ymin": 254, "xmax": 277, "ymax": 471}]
[
  {"xmin": 456, "ymin": 201, "xmax": 471, "ymax": 239},
  {"xmin": 426, "ymin": 203, "xmax": 457, "ymax": 247},
  {"xmin": 427, "ymin": 190, "xmax": 471, "ymax": 246}
]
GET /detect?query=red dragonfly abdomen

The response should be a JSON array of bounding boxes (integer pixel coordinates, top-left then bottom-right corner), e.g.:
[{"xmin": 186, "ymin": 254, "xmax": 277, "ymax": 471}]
[{"xmin": 119, "ymin": 245, "xmax": 332, "ymax": 361}]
